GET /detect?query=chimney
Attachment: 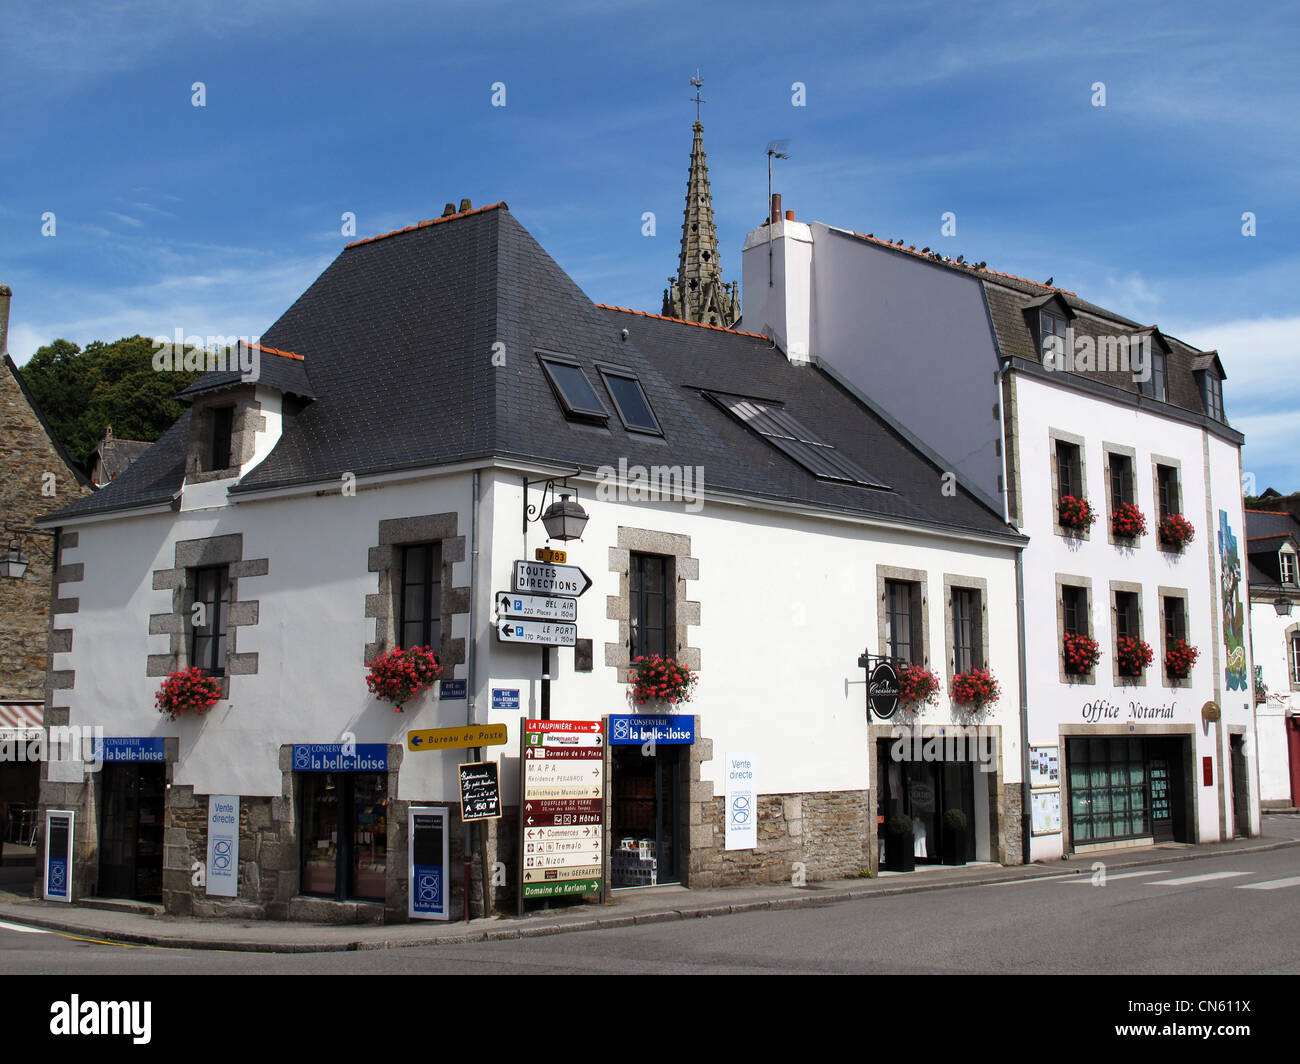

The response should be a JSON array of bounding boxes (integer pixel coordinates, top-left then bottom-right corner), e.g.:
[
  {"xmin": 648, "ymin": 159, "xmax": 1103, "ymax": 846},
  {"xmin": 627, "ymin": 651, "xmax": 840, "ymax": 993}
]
[
  {"xmin": 0, "ymin": 283, "xmax": 10, "ymax": 357},
  {"xmin": 459, "ymin": 198, "xmax": 472, "ymax": 213},
  {"xmin": 785, "ymin": 209, "xmax": 795, "ymax": 222},
  {"xmin": 769, "ymin": 193, "xmax": 782, "ymax": 225},
  {"xmin": 442, "ymin": 203, "xmax": 457, "ymax": 217},
  {"xmin": 742, "ymin": 205, "xmax": 813, "ymax": 363}
]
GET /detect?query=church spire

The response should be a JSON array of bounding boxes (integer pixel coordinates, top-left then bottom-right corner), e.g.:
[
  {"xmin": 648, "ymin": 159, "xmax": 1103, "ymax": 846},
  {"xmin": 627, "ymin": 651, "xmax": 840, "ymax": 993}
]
[{"xmin": 663, "ymin": 74, "xmax": 740, "ymax": 328}]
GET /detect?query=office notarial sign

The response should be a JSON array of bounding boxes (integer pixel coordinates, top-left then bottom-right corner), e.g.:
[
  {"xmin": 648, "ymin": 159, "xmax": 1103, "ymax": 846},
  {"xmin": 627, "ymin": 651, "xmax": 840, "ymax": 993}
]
[
  {"xmin": 497, "ymin": 618, "xmax": 578, "ymax": 647},
  {"xmin": 512, "ymin": 560, "xmax": 592, "ymax": 598},
  {"xmin": 93, "ymin": 737, "xmax": 166, "ymax": 762},
  {"xmin": 609, "ymin": 715, "xmax": 695, "ymax": 746},
  {"xmin": 495, "ymin": 590, "xmax": 578, "ymax": 622},
  {"xmin": 206, "ymin": 795, "xmax": 239, "ymax": 897},
  {"xmin": 292, "ymin": 743, "xmax": 388, "ymax": 772}
]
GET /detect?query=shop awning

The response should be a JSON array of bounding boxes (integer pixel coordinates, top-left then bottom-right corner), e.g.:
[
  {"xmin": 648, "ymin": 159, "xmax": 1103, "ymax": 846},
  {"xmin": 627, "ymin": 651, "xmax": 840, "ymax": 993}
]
[{"xmin": 0, "ymin": 702, "xmax": 44, "ymax": 738}]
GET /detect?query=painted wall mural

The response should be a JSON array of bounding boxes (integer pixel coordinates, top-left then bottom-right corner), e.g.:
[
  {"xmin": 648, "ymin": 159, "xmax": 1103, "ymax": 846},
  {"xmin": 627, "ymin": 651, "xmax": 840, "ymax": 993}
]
[{"xmin": 1218, "ymin": 508, "xmax": 1246, "ymax": 690}]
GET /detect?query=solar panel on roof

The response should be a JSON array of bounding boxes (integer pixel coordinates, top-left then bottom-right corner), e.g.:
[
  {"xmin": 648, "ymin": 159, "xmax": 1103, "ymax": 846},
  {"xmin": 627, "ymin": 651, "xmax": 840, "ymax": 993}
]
[{"xmin": 704, "ymin": 392, "xmax": 890, "ymax": 489}]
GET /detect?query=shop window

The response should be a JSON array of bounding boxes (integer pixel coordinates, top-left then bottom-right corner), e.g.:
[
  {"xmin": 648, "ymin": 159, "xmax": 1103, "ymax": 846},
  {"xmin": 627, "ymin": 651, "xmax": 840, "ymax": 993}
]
[
  {"xmin": 885, "ymin": 579, "xmax": 922, "ymax": 665},
  {"xmin": 952, "ymin": 587, "xmax": 982, "ymax": 673},
  {"xmin": 1067, "ymin": 737, "xmax": 1149, "ymax": 843},
  {"xmin": 629, "ymin": 552, "xmax": 669, "ymax": 660},
  {"xmin": 190, "ymin": 566, "xmax": 229, "ymax": 674},
  {"xmin": 1157, "ymin": 464, "xmax": 1181, "ymax": 520},
  {"xmin": 299, "ymin": 772, "xmax": 388, "ymax": 902},
  {"xmin": 398, "ymin": 543, "xmax": 441, "ymax": 650}
]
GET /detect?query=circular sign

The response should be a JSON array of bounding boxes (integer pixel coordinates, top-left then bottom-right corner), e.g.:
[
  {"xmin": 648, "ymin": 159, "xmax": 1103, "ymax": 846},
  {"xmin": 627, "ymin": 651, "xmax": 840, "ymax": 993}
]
[
  {"xmin": 1201, "ymin": 701, "xmax": 1221, "ymax": 724},
  {"xmin": 869, "ymin": 662, "xmax": 901, "ymax": 719}
]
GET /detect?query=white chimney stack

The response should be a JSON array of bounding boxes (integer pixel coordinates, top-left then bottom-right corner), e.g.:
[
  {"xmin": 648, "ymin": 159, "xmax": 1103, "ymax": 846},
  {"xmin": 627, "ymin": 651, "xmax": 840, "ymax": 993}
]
[{"xmin": 741, "ymin": 212, "xmax": 813, "ymax": 363}]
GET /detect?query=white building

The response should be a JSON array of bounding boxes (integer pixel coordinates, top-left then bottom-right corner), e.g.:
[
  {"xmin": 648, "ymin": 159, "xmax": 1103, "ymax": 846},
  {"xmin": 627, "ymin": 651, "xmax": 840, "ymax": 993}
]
[
  {"xmin": 743, "ymin": 199, "xmax": 1258, "ymax": 860},
  {"xmin": 34, "ymin": 199, "xmax": 1027, "ymax": 921},
  {"xmin": 1245, "ymin": 505, "xmax": 1300, "ymax": 808}
]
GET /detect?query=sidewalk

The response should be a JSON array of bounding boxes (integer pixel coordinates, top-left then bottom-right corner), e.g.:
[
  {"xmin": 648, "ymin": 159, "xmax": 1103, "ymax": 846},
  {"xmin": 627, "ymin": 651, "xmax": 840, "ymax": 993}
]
[{"xmin": 2, "ymin": 817, "xmax": 1296, "ymax": 954}]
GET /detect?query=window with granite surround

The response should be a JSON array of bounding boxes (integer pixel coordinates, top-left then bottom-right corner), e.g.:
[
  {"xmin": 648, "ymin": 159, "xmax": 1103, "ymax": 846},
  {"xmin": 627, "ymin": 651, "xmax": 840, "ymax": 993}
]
[
  {"xmin": 185, "ymin": 387, "xmax": 265, "ymax": 483},
  {"xmin": 605, "ymin": 528, "xmax": 699, "ymax": 683},
  {"xmin": 1159, "ymin": 588, "xmax": 1192, "ymax": 689},
  {"xmin": 1056, "ymin": 574, "xmax": 1095, "ymax": 685},
  {"xmin": 942, "ymin": 575, "xmax": 988, "ymax": 686},
  {"xmin": 876, "ymin": 565, "xmax": 928, "ymax": 667},
  {"xmin": 1049, "ymin": 430, "xmax": 1090, "ymax": 540}
]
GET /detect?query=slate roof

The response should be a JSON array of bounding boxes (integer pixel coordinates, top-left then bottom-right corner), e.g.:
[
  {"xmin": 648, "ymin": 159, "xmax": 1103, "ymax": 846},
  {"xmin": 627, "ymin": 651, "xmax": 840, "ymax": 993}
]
[
  {"xmin": 42, "ymin": 204, "xmax": 1017, "ymax": 540},
  {"xmin": 829, "ymin": 228, "xmax": 1234, "ymax": 431},
  {"xmin": 92, "ymin": 435, "xmax": 151, "ymax": 485},
  {"xmin": 178, "ymin": 343, "xmax": 315, "ymax": 401},
  {"xmin": 1245, "ymin": 510, "xmax": 1300, "ymax": 589}
]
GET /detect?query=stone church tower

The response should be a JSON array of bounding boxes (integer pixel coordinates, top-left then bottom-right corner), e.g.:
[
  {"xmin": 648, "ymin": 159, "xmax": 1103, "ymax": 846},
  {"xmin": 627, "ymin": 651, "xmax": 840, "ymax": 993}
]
[{"xmin": 662, "ymin": 95, "xmax": 741, "ymax": 328}]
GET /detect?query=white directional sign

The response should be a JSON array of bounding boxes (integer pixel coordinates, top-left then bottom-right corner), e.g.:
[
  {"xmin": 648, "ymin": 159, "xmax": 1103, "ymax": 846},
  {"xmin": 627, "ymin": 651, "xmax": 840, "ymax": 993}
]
[
  {"xmin": 496, "ymin": 618, "xmax": 578, "ymax": 647},
  {"xmin": 512, "ymin": 560, "xmax": 592, "ymax": 598},
  {"xmin": 495, "ymin": 590, "xmax": 578, "ymax": 622}
]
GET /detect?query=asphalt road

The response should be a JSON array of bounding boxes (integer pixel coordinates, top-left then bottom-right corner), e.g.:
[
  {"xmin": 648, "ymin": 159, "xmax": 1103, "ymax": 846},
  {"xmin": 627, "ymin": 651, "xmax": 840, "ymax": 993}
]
[{"xmin": 3, "ymin": 843, "xmax": 1298, "ymax": 975}]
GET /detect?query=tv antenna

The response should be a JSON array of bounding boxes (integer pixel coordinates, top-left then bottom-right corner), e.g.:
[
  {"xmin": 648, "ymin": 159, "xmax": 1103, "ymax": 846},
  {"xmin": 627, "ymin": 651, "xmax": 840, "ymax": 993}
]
[{"xmin": 766, "ymin": 140, "xmax": 791, "ymax": 286}]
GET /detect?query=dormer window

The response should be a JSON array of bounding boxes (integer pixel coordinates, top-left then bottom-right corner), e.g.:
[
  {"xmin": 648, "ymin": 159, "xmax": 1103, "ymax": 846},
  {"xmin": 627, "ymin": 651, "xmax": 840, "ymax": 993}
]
[
  {"xmin": 1040, "ymin": 309, "xmax": 1068, "ymax": 364},
  {"xmin": 1199, "ymin": 371, "xmax": 1224, "ymax": 421},
  {"xmin": 1138, "ymin": 348, "xmax": 1167, "ymax": 401},
  {"xmin": 207, "ymin": 405, "xmax": 234, "ymax": 471},
  {"xmin": 1282, "ymin": 550, "xmax": 1299, "ymax": 586}
]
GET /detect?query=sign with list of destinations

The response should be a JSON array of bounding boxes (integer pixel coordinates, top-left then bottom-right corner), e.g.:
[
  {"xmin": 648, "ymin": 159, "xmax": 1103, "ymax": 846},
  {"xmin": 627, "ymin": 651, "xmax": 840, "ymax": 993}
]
[{"xmin": 520, "ymin": 719, "xmax": 604, "ymax": 899}]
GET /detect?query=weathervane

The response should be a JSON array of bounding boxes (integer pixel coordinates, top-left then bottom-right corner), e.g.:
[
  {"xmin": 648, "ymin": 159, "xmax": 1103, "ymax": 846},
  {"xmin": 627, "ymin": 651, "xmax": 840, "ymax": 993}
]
[{"xmin": 690, "ymin": 69, "xmax": 705, "ymax": 122}]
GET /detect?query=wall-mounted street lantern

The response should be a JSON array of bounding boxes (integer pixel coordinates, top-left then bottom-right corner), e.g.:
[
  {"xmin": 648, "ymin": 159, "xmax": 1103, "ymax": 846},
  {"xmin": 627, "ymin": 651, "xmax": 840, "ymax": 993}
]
[
  {"xmin": 523, "ymin": 475, "xmax": 588, "ymax": 542},
  {"xmin": 0, "ymin": 538, "xmax": 29, "ymax": 580},
  {"xmin": 1275, "ymin": 597, "xmax": 1294, "ymax": 617}
]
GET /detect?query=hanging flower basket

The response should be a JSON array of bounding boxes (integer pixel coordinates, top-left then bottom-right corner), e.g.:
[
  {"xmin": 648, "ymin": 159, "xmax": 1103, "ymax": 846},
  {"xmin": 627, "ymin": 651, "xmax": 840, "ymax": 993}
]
[
  {"xmin": 1165, "ymin": 637, "xmax": 1200, "ymax": 680},
  {"xmin": 951, "ymin": 668, "xmax": 1000, "ymax": 711},
  {"xmin": 896, "ymin": 664, "xmax": 942, "ymax": 707},
  {"xmin": 627, "ymin": 655, "xmax": 697, "ymax": 708},
  {"xmin": 1158, "ymin": 514, "xmax": 1195, "ymax": 550},
  {"xmin": 1062, "ymin": 633, "xmax": 1101, "ymax": 675},
  {"xmin": 155, "ymin": 667, "xmax": 222, "ymax": 722},
  {"xmin": 366, "ymin": 645, "xmax": 443, "ymax": 712},
  {"xmin": 1116, "ymin": 636, "xmax": 1154, "ymax": 677},
  {"xmin": 1058, "ymin": 495, "xmax": 1096, "ymax": 533},
  {"xmin": 1110, "ymin": 501, "xmax": 1147, "ymax": 540}
]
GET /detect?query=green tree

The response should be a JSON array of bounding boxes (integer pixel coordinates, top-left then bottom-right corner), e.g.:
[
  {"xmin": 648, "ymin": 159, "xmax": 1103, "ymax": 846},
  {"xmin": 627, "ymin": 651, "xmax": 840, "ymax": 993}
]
[{"xmin": 19, "ymin": 335, "xmax": 205, "ymax": 465}]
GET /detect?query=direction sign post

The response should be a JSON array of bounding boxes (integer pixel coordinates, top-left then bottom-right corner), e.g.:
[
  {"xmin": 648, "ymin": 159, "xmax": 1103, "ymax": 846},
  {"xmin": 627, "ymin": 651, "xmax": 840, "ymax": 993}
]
[
  {"xmin": 512, "ymin": 560, "xmax": 592, "ymax": 598},
  {"xmin": 496, "ymin": 617, "xmax": 577, "ymax": 647},
  {"xmin": 495, "ymin": 590, "xmax": 578, "ymax": 622}
]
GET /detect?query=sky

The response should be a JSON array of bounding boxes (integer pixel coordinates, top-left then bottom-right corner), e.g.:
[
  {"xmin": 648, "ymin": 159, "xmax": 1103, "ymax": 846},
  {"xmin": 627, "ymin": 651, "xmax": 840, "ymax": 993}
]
[{"xmin": 1, "ymin": 0, "xmax": 1296, "ymax": 491}]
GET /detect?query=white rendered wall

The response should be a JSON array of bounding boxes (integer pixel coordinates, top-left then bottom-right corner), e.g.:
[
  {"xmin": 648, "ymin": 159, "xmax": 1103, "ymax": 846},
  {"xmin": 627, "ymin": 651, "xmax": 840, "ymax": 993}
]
[{"xmin": 1249, "ymin": 600, "xmax": 1298, "ymax": 804}]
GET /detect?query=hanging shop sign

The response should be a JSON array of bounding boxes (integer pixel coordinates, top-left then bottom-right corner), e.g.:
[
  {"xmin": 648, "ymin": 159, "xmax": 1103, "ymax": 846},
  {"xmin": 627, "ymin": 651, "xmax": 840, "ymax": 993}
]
[
  {"xmin": 92, "ymin": 737, "xmax": 166, "ymax": 763},
  {"xmin": 458, "ymin": 761, "xmax": 502, "ymax": 821},
  {"xmin": 407, "ymin": 724, "xmax": 508, "ymax": 752},
  {"xmin": 868, "ymin": 662, "xmax": 900, "ymax": 719},
  {"xmin": 206, "ymin": 795, "xmax": 239, "ymax": 898},
  {"xmin": 43, "ymin": 809, "xmax": 74, "ymax": 903},
  {"xmin": 520, "ymin": 719, "xmax": 603, "ymax": 899},
  {"xmin": 725, "ymin": 752, "xmax": 757, "ymax": 851},
  {"xmin": 408, "ymin": 806, "xmax": 450, "ymax": 921},
  {"xmin": 608, "ymin": 715, "xmax": 695, "ymax": 746},
  {"xmin": 291, "ymin": 744, "xmax": 388, "ymax": 772}
]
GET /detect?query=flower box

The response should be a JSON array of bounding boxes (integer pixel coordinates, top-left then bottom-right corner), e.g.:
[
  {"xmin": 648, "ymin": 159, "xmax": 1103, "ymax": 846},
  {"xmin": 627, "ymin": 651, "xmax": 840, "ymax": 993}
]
[
  {"xmin": 1116, "ymin": 636, "xmax": 1154, "ymax": 677},
  {"xmin": 366, "ymin": 645, "xmax": 443, "ymax": 712},
  {"xmin": 1164, "ymin": 637, "xmax": 1199, "ymax": 680},
  {"xmin": 896, "ymin": 664, "xmax": 941, "ymax": 708},
  {"xmin": 1110, "ymin": 501, "xmax": 1147, "ymax": 540},
  {"xmin": 951, "ymin": 668, "xmax": 1000, "ymax": 711},
  {"xmin": 1062, "ymin": 632, "xmax": 1101, "ymax": 675},
  {"xmin": 156, "ymin": 667, "xmax": 223, "ymax": 722},
  {"xmin": 1158, "ymin": 514, "xmax": 1195, "ymax": 551},
  {"xmin": 1058, "ymin": 495, "xmax": 1096, "ymax": 533},
  {"xmin": 628, "ymin": 655, "xmax": 697, "ymax": 707}
]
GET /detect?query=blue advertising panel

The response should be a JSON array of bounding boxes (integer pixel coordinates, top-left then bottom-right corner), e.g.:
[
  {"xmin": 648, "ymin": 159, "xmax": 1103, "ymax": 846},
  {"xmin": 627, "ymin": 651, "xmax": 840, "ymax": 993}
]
[
  {"xmin": 409, "ymin": 807, "xmax": 449, "ymax": 921},
  {"xmin": 93, "ymin": 737, "xmax": 167, "ymax": 762},
  {"xmin": 608, "ymin": 715, "xmax": 695, "ymax": 745},
  {"xmin": 291, "ymin": 744, "xmax": 388, "ymax": 772},
  {"xmin": 43, "ymin": 810, "xmax": 73, "ymax": 903}
]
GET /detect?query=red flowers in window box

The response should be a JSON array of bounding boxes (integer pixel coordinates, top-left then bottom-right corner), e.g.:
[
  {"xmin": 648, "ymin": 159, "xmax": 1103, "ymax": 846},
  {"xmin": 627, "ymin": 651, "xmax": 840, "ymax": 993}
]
[
  {"xmin": 156, "ymin": 667, "xmax": 222, "ymax": 722},
  {"xmin": 951, "ymin": 668, "xmax": 1000, "ymax": 711},
  {"xmin": 1062, "ymin": 633, "xmax": 1101, "ymax": 675},
  {"xmin": 1116, "ymin": 636, "xmax": 1154, "ymax": 677},
  {"xmin": 1058, "ymin": 495, "xmax": 1096, "ymax": 532},
  {"xmin": 366, "ymin": 645, "xmax": 443, "ymax": 712},
  {"xmin": 1111, "ymin": 501, "xmax": 1147, "ymax": 539},
  {"xmin": 1165, "ymin": 637, "xmax": 1200, "ymax": 680},
  {"xmin": 1158, "ymin": 513, "xmax": 1195, "ymax": 550},
  {"xmin": 628, "ymin": 655, "xmax": 697, "ymax": 707},
  {"xmin": 896, "ymin": 664, "xmax": 941, "ymax": 707}
]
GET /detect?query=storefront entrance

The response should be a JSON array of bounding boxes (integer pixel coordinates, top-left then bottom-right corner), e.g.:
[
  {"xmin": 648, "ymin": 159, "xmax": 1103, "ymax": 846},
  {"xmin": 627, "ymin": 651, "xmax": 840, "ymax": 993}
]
[
  {"xmin": 298, "ymin": 772, "xmax": 388, "ymax": 901},
  {"xmin": 876, "ymin": 741, "xmax": 977, "ymax": 865},
  {"xmin": 97, "ymin": 762, "xmax": 165, "ymax": 901},
  {"xmin": 1066, "ymin": 736, "xmax": 1189, "ymax": 847},
  {"xmin": 610, "ymin": 744, "xmax": 680, "ymax": 887}
]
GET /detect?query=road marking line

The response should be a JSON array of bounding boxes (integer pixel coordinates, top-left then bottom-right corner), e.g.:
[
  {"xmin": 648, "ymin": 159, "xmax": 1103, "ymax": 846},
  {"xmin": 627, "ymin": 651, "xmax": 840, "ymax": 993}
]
[
  {"xmin": 1238, "ymin": 876, "xmax": 1300, "ymax": 891},
  {"xmin": 1146, "ymin": 871, "xmax": 1249, "ymax": 886},
  {"xmin": 1066, "ymin": 870, "xmax": 1163, "ymax": 883},
  {"xmin": 0, "ymin": 920, "xmax": 51, "ymax": 934}
]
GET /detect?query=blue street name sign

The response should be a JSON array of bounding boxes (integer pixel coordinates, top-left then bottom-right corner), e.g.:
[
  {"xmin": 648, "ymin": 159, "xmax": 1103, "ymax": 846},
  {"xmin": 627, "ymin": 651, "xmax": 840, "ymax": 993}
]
[
  {"xmin": 440, "ymin": 679, "xmax": 467, "ymax": 700},
  {"xmin": 608, "ymin": 715, "xmax": 695, "ymax": 746},
  {"xmin": 93, "ymin": 737, "xmax": 167, "ymax": 762},
  {"xmin": 291, "ymin": 743, "xmax": 388, "ymax": 772},
  {"xmin": 492, "ymin": 688, "xmax": 520, "ymax": 710}
]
